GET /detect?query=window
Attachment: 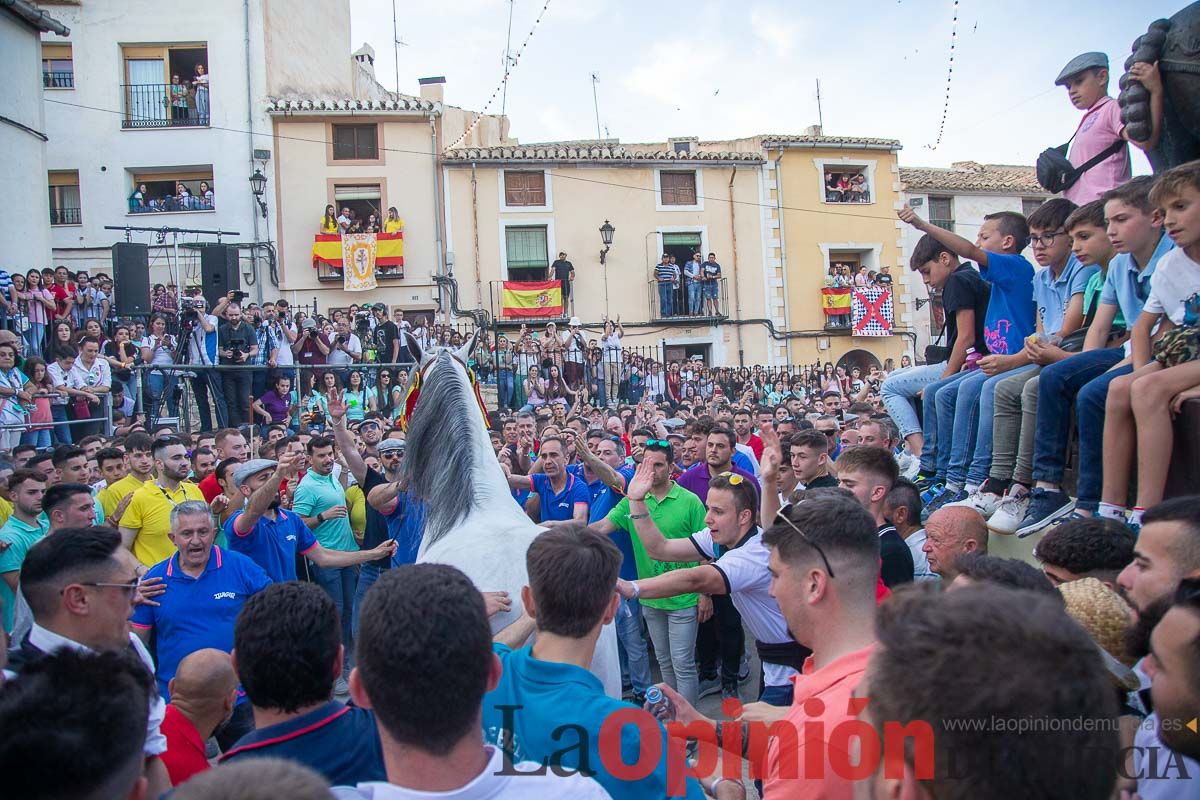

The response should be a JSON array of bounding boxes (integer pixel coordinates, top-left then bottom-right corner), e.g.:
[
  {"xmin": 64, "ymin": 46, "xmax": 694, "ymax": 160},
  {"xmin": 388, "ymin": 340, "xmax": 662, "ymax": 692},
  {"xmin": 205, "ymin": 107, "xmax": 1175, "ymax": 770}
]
[
  {"xmin": 332, "ymin": 124, "xmax": 379, "ymax": 161},
  {"xmin": 128, "ymin": 168, "xmax": 215, "ymax": 213},
  {"xmin": 48, "ymin": 171, "xmax": 80, "ymax": 225},
  {"xmin": 1022, "ymin": 198, "xmax": 1044, "ymax": 217},
  {"xmin": 42, "ymin": 43, "xmax": 73, "ymax": 89},
  {"xmin": 660, "ymin": 171, "xmax": 698, "ymax": 206},
  {"xmin": 121, "ymin": 44, "xmax": 209, "ymax": 129},
  {"xmin": 332, "ymin": 184, "xmax": 383, "ymax": 229},
  {"xmin": 505, "ymin": 226, "xmax": 549, "ymax": 280},
  {"xmin": 823, "ymin": 167, "xmax": 872, "ymax": 203},
  {"xmin": 928, "ymin": 196, "xmax": 954, "ymax": 230},
  {"xmin": 503, "ymin": 171, "xmax": 547, "ymax": 207}
]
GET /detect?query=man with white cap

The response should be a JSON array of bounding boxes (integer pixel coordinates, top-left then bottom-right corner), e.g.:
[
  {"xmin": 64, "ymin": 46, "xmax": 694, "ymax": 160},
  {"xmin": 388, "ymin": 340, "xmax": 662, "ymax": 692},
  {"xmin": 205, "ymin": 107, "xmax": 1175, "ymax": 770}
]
[
  {"xmin": 561, "ymin": 317, "xmax": 586, "ymax": 391},
  {"xmin": 224, "ymin": 453, "xmax": 396, "ymax": 584}
]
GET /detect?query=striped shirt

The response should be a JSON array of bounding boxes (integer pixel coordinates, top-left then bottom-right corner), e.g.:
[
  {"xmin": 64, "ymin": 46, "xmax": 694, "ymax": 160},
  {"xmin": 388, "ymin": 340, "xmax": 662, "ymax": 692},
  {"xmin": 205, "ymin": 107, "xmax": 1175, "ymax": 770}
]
[{"xmin": 654, "ymin": 263, "xmax": 679, "ymax": 283}]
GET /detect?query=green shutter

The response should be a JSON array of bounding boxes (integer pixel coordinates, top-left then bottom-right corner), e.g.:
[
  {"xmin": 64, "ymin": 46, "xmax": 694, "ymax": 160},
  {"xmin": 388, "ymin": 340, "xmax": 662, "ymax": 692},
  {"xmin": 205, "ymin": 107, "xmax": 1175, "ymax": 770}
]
[
  {"xmin": 505, "ymin": 227, "xmax": 549, "ymax": 270},
  {"xmin": 662, "ymin": 233, "xmax": 701, "ymax": 247}
]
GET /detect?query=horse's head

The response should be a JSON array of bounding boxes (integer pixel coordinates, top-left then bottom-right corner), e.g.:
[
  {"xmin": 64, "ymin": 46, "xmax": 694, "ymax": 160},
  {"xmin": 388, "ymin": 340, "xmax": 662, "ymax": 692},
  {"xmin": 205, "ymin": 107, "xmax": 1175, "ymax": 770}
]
[{"xmin": 404, "ymin": 326, "xmax": 481, "ymax": 377}]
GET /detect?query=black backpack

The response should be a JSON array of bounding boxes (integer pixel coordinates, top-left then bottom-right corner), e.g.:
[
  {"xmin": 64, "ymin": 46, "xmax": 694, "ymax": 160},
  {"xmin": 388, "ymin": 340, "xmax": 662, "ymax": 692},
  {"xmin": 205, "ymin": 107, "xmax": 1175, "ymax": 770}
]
[{"xmin": 1036, "ymin": 137, "xmax": 1125, "ymax": 194}]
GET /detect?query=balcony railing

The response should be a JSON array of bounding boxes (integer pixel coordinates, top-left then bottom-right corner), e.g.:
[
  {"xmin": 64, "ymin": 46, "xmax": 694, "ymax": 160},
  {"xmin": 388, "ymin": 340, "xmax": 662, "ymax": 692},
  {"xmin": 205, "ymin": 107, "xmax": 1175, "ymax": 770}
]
[
  {"xmin": 128, "ymin": 197, "xmax": 214, "ymax": 214},
  {"xmin": 648, "ymin": 278, "xmax": 729, "ymax": 323},
  {"xmin": 316, "ymin": 261, "xmax": 405, "ymax": 282},
  {"xmin": 121, "ymin": 84, "xmax": 210, "ymax": 129},
  {"xmin": 50, "ymin": 207, "xmax": 81, "ymax": 225},
  {"xmin": 43, "ymin": 71, "xmax": 74, "ymax": 89}
]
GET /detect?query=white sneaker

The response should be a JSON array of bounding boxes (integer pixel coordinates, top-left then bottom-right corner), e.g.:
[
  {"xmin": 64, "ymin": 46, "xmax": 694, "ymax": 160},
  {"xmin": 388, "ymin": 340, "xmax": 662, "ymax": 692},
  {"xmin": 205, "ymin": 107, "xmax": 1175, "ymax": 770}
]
[
  {"xmin": 945, "ymin": 490, "xmax": 1002, "ymax": 519},
  {"xmin": 988, "ymin": 488, "xmax": 1030, "ymax": 535}
]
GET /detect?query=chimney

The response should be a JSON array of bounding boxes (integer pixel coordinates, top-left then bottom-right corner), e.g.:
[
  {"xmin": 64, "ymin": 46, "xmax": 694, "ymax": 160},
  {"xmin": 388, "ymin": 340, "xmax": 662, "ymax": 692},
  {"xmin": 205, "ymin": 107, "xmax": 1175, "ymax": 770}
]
[
  {"xmin": 418, "ymin": 76, "xmax": 445, "ymax": 104},
  {"xmin": 804, "ymin": 124, "xmax": 823, "ymax": 137},
  {"xmin": 352, "ymin": 43, "xmax": 376, "ymax": 79}
]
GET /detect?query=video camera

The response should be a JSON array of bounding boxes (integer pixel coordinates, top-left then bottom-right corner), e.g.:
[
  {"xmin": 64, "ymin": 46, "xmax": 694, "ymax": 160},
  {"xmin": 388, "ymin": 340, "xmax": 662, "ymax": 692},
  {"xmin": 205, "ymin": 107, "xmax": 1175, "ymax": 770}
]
[{"xmin": 179, "ymin": 297, "xmax": 201, "ymax": 326}]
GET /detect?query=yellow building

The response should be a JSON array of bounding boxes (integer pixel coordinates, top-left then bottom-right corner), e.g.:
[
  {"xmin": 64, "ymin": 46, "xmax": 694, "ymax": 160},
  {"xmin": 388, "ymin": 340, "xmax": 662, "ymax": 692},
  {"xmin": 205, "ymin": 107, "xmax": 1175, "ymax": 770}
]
[
  {"xmin": 761, "ymin": 130, "xmax": 918, "ymax": 373},
  {"xmin": 441, "ymin": 139, "xmax": 771, "ymax": 365}
]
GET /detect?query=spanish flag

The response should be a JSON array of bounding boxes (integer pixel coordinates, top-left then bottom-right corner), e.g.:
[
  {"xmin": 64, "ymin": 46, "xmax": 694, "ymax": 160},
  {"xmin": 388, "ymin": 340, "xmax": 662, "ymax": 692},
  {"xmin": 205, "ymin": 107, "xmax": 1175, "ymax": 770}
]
[
  {"xmin": 821, "ymin": 287, "xmax": 852, "ymax": 316},
  {"xmin": 501, "ymin": 280, "xmax": 564, "ymax": 319}
]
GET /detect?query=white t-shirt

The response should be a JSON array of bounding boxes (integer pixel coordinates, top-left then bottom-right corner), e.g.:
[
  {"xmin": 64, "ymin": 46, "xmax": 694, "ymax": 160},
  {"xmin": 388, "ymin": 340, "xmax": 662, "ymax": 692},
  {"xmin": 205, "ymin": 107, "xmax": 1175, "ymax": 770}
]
[
  {"xmin": 332, "ymin": 746, "xmax": 611, "ymax": 799},
  {"xmin": 601, "ymin": 334, "xmax": 622, "ymax": 365},
  {"xmin": 562, "ymin": 331, "xmax": 585, "ymax": 364},
  {"xmin": 69, "ymin": 357, "xmax": 111, "ymax": 390},
  {"xmin": 689, "ymin": 527, "xmax": 798, "ymax": 688},
  {"xmin": 187, "ymin": 314, "xmax": 220, "ymax": 365},
  {"xmin": 46, "ymin": 361, "xmax": 69, "ymax": 406},
  {"xmin": 327, "ymin": 332, "xmax": 362, "ymax": 366},
  {"xmin": 1144, "ymin": 247, "xmax": 1200, "ymax": 326},
  {"xmin": 270, "ymin": 321, "xmax": 295, "ymax": 367}
]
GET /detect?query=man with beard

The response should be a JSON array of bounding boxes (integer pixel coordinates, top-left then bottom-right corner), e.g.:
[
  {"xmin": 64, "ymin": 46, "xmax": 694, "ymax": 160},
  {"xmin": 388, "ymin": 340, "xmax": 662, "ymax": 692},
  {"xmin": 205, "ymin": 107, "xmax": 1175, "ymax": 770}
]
[
  {"xmin": 1116, "ymin": 498, "xmax": 1200, "ymax": 797},
  {"xmin": 356, "ymin": 415, "xmax": 384, "ymax": 460},
  {"xmin": 1146, "ymin": 579, "xmax": 1200, "ymax": 763},
  {"xmin": 132, "ymin": 500, "xmax": 271, "ymax": 749},
  {"xmin": 190, "ymin": 446, "xmax": 217, "ymax": 485},
  {"xmin": 99, "ymin": 434, "xmax": 155, "ymax": 518},
  {"xmin": 120, "ymin": 437, "xmax": 205, "ymax": 567},
  {"xmin": 198, "ymin": 428, "xmax": 251, "ymax": 502}
]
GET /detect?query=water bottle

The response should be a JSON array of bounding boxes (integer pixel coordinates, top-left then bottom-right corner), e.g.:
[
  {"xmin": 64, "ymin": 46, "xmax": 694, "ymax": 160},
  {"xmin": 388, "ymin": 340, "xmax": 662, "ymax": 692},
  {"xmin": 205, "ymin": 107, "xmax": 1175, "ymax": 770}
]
[
  {"xmin": 644, "ymin": 686, "xmax": 675, "ymax": 721},
  {"xmin": 964, "ymin": 348, "xmax": 982, "ymax": 371}
]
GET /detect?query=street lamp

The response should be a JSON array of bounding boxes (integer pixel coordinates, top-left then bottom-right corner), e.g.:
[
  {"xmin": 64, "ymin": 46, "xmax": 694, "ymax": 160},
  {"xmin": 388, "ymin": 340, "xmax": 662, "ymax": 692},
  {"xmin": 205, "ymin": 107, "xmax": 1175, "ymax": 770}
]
[
  {"xmin": 599, "ymin": 220, "xmax": 614, "ymax": 265},
  {"xmin": 248, "ymin": 168, "xmax": 268, "ymax": 219}
]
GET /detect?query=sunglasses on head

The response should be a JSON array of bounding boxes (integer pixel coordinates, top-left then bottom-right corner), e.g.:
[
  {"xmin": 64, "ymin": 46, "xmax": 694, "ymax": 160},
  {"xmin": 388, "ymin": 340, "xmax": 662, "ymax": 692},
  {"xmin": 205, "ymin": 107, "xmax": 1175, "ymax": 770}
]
[
  {"xmin": 717, "ymin": 471, "xmax": 745, "ymax": 486},
  {"xmin": 644, "ymin": 439, "xmax": 670, "ymax": 447},
  {"xmin": 773, "ymin": 503, "xmax": 835, "ymax": 578}
]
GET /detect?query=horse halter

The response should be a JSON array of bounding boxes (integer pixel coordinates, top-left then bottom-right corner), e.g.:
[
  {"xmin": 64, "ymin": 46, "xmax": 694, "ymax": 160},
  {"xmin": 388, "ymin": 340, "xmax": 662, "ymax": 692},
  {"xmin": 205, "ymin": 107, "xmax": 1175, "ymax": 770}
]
[{"xmin": 399, "ymin": 350, "xmax": 491, "ymax": 432}]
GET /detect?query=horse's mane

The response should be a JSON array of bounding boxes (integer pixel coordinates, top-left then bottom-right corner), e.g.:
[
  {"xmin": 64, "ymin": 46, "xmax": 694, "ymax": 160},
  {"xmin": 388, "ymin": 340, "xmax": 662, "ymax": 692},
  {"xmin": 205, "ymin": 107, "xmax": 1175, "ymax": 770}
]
[{"xmin": 401, "ymin": 349, "xmax": 480, "ymax": 548}]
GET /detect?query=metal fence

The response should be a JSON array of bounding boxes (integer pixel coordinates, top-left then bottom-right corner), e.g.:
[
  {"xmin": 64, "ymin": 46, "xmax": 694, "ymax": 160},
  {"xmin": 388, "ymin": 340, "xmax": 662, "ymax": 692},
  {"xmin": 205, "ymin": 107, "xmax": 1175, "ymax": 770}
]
[
  {"xmin": 647, "ymin": 277, "xmax": 729, "ymax": 321},
  {"xmin": 42, "ymin": 70, "xmax": 74, "ymax": 89},
  {"xmin": 121, "ymin": 83, "xmax": 209, "ymax": 129}
]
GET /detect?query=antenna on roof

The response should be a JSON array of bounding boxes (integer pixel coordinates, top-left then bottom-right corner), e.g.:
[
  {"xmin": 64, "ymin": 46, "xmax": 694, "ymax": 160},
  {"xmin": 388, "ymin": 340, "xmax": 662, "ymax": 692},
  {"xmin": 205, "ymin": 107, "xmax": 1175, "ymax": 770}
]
[
  {"xmin": 816, "ymin": 78, "xmax": 824, "ymax": 131},
  {"xmin": 390, "ymin": 0, "xmax": 409, "ymax": 94},
  {"xmin": 501, "ymin": 0, "xmax": 516, "ymax": 116},
  {"xmin": 591, "ymin": 73, "xmax": 603, "ymax": 141}
]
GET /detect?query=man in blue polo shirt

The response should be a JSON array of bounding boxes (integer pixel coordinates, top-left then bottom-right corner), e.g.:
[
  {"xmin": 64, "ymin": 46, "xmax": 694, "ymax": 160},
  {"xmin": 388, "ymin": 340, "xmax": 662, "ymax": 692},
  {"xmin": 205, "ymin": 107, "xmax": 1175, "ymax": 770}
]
[
  {"xmin": 221, "ymin": 582, "xmax": 386, "ymax": 785},
  {"xmin": 225, "ymin": 456, "xmax": 396, "ymax": 583},
  {"xmin": 503, "ymin": 436, "xmax": 588, "ymax": 525},
  {"xmin": 131, "ymin": 499, "xmax": 271, "ymax": 749}
]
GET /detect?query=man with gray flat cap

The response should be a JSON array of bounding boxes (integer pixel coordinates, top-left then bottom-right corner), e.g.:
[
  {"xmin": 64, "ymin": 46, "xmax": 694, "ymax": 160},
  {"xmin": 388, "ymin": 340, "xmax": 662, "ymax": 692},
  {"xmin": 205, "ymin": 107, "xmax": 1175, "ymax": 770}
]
[{"xmin": 223, "ymin": 453, "xmax": 396, "ymax": 584}]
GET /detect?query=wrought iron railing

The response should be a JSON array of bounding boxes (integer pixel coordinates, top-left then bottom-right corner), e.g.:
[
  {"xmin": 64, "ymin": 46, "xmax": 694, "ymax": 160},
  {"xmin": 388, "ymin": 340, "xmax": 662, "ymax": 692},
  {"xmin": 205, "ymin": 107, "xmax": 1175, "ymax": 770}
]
[
  {"xmin": 49, "ymin": 207, "xmax": 81, "ymax": 225},
  {"xmin": 121, "ymin": 84, "xmax": 210, "ymax": 129},
  {"xmin": 43, "ymin": 71, "xmax": 74, "ymax": 88},
  {"xmin": 647, "ymin": 277, "xmax": 729, "ymax": 322},
  {"xmin": 315, "ymin": 261, "xmax": 405, "ymax": 282}
]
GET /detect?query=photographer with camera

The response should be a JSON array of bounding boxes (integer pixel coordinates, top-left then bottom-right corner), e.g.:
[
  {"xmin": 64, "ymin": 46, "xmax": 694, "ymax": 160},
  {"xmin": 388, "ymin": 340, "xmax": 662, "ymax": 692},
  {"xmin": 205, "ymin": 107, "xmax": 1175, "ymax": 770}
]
[
  {"xmin": 183, "ymin": 293, "xmax": 228, "ymax": 430},
  {"xmin": 292, "ymin": 318, "xmax": 331, "ymax": 396},
  {"xmin": 217, "ymin": 295, "xmax": 258, "ymax": 426},
  {"xmin": 327, "ymin": 318, "xmax": 362, "ymax": 383}
]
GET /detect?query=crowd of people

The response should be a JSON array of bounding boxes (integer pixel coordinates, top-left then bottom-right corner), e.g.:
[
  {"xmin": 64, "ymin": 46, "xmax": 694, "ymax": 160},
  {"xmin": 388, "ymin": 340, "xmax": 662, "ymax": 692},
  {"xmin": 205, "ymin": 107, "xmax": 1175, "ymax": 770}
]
[
  {"xmin": 318, "ymin": 205, "xmax": 405, "ymax": 237},
  {"xmin": 824, "ymin": 170, "xmax": 871, "ymax": 203},
  {"xmin": 129, "ymin": 181, "xmax": 215, "ymax": 213},
  {"xmin": 2, "ymin": 44, "xmax": 1200, "ymax": 800},
  {"xmin": 652, "ymin": 252, "xmax": 723, "ymax": 317}
]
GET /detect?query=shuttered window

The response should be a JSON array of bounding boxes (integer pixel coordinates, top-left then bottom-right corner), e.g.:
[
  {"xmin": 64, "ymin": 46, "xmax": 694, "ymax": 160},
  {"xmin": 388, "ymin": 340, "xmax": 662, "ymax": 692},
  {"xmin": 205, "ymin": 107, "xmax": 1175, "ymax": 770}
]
[
  {"xmin": 660, "ymin": 171, "xmax": 697, "ymax": 205},
  {"xmin": 505, "ymin": 226, "xmax": 549, "ymax": 279},
  {"xmin": 504, "ymin": 171, "xmax": 547, "ymax": 206},
  {"xmin": 332, "ymin": 124, "xmax": 379, "ymax": 160}
]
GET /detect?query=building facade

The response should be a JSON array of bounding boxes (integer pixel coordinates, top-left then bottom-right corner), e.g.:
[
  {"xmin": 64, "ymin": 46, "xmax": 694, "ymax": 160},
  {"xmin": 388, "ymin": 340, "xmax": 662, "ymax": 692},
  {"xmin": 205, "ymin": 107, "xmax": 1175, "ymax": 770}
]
[
  {"xmin": 899, "ymin": 161, "xmax": 1050, "ymax": 352},
  {"xmin": 762, "ymin": 131, "xmax": 916, "ymax": 373},
  {"xmin": 3, "ymin": 0, "xmax": 68, "ymax": 270},
  {"xmin": 441, "ymin": 139, "xmax": 771, "ymax": 365}
]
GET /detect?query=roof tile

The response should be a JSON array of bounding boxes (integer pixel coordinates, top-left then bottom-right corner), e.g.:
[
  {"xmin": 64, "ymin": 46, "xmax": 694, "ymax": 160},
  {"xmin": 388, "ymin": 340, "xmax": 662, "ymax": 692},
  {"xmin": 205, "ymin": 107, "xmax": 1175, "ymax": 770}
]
[{"xmin": 900, "ymin": 163, "xmax": 1049, "ymax": 194}]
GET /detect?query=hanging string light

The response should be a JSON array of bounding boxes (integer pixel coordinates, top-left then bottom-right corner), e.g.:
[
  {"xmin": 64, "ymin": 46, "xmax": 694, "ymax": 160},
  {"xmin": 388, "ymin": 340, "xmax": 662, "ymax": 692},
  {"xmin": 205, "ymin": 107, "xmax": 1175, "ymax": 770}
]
[
  {"xmin": 446, "ymin": 0, "xmax": 553, "ymax": 151},
  {"xmin": 927, "ymin": 0, "xmax": 960, "ymax": 150}
]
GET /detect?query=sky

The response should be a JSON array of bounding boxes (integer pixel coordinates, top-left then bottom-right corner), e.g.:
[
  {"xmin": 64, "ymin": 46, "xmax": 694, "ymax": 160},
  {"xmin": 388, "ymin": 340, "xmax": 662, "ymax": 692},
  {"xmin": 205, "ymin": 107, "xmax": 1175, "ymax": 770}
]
[{"xmin": 350, "ymin": 0, "xmax": 1180, "ymax": 172}]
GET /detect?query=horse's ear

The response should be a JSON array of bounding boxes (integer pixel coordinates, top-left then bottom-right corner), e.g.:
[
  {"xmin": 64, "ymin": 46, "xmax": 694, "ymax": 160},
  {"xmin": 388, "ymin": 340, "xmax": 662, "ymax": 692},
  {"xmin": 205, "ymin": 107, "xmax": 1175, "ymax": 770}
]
[
  {"xmin": 456, "ymin": 327, "xmax": 482, "ymax": 364},
  {"xmin": 405, "ymin": 332, "xmax": 425, "ymax": 365}
]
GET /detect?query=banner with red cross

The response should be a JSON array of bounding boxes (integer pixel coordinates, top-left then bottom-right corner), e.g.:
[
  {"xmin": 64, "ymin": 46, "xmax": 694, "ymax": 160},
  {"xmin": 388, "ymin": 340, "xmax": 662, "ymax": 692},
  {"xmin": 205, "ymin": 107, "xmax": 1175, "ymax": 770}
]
[{"xmin": 852, "ymin": 288, "xmax": 894, "ymax": 336}]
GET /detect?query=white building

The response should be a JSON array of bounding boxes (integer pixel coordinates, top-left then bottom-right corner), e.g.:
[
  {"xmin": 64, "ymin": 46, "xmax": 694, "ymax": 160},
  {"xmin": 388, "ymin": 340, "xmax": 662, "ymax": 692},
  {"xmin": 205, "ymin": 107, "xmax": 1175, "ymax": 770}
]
[
  {"xmin": 899, "ymin": 161, "xmax": 1050, "ymax": 353},
  {"xmin": 2, "ymin": 0, "xmax": 68, "ymax": 270},
  {"xmin": 35, "ymin": 0, "xmax": 366, "ymax": 305}
]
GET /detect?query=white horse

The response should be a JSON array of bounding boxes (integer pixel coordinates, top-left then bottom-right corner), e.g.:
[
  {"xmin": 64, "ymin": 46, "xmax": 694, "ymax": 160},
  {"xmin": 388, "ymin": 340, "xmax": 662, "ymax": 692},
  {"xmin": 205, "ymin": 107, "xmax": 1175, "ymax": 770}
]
[{"xmin": 401, "ymin": 331, "xmax": 621, "ymax": 698}]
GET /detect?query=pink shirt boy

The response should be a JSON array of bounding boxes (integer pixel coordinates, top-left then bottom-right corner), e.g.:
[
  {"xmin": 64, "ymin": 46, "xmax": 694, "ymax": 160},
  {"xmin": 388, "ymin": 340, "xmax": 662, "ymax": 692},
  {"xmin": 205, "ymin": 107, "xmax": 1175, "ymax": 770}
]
[{"xmin": 1065, "ymin": 95, "xmax": 1131, "ymax": 205}]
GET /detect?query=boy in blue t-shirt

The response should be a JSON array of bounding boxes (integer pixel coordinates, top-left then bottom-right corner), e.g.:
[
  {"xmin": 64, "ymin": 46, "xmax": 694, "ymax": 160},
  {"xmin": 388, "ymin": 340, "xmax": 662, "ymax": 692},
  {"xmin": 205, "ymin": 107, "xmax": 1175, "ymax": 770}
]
[
  {"xmin": 896, "ymin": 206, "xmax": 1037, "ymax": 510},
  {"xmin": 481, "ymin": 527, "xmax": 704, "ymax": 800}
]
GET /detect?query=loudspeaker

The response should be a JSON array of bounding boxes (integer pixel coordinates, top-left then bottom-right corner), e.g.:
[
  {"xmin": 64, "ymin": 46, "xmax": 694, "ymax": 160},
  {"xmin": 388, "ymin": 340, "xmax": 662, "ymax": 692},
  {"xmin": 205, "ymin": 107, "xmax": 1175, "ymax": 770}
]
[
  {"xmin": 200, "ymin": 245, "xmax": 240, "ymax": 308},
  {"xmin": 112, "ymin": 243, "xmax": 151, "ymax": 315}
]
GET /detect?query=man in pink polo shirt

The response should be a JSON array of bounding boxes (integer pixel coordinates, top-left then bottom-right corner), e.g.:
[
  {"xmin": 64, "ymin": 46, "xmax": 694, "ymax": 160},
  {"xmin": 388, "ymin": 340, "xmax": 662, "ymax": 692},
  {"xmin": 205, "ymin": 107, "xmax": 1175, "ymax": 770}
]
[{"xmin": 1056, "ymin": 51, "xmax": 1161, "ymax": 205}]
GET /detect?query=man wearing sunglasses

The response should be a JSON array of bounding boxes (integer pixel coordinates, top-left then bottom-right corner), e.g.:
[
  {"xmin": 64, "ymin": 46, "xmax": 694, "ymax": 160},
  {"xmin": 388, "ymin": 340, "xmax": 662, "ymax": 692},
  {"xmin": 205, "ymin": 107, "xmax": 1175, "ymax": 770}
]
[{"xmin": 12, "ymin": 526, "xmax": 172, "ymax": 797}]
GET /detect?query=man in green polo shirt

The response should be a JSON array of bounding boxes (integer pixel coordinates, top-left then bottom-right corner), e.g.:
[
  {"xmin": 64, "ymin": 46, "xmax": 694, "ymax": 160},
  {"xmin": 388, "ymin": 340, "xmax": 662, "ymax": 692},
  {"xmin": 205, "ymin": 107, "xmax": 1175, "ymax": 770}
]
[
  {"xmin": 0, "ymin": 469, "xmax": 49, "ymax": 632},
  {"xmin": 292, "ymin": 434, "xmax": 359, "ymax": 694},
  {"xmin": 589, "ymin": 440, "xmax": 705, "ymax": 705}
]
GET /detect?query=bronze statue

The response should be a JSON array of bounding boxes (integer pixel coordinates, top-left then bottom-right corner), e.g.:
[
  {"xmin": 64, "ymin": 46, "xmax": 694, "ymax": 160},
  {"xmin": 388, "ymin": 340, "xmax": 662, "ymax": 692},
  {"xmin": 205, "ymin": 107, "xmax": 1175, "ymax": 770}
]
[{"xmin": 1119, "ymin": 2, "xmax": 1200, "ymax": 171}]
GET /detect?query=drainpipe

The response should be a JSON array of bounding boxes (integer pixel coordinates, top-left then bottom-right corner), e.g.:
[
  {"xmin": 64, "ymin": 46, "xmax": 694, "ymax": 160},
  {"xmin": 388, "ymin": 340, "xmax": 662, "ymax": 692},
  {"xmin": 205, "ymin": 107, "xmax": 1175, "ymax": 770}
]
[
  {"xmin": 727, "ymin": 167, "xmax": 744, "ymax": 366},
  {"xmin": 244, "ymin": 0, "xmax": 262, "ymax": 304},
  {"xmin": 430, "ymin": 116, "xmax": 446, "ymax": 300},
  {"xmin": 773, "ymin": 149, "xmax": 793, "ymax": 366},
  {"xmin": 471, "ymin": 163, "xmax": 482, "ymax": 311}
]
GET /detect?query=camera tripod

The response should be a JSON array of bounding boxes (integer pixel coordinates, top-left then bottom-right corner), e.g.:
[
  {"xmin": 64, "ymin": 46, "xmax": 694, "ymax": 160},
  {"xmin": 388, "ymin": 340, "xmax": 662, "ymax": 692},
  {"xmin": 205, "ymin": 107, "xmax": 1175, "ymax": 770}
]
[{"xmin": 146, "ymin": 318, "xmax": 227, "ymax": 432}]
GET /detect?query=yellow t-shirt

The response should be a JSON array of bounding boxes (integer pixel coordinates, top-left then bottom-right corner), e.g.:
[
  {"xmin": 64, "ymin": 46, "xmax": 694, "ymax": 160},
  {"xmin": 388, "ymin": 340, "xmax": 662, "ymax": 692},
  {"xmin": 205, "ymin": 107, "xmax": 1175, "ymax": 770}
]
[
  {"xmin": 122, "ymin": 481, "xmax": 205, "ymax": 566},
  {"xmin": 320, "ymin": 217, "xmax": 338, "ymax": 234},
  {"xmin": 383, "ymin": 218, "xmax": 403, "ymax": 233},
  {"xmin": 346, "ymin": 484, "xmax": 366, "ymax": 545},
  {"xmin": 0, "ymin": 495, "xmax": 12, "ymax": 528},
  {"xmin": 99, "ymin": 474, "xmax": 150, "ymax": 519}
]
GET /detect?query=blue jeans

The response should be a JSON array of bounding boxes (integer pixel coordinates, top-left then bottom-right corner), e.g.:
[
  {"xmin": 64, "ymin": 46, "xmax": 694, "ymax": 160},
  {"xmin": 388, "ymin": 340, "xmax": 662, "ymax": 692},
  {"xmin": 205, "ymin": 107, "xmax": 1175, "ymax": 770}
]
[
  {"xmin": 921, "ymin": 370, "xmax": 970, "ymax": 476},
  {"xmin": 615, "ymin": 597, "xmax": 652, "ymax": 695},
  {"xmin": 686, "ymin": 281, "xmax": 702, "ymax": 315},
  {"xmin": 146, "ymin": 370, "xmax": 179, "ymax": 417},
  {"xmin": 1076, "ymin": 363, "xmax": 1132, "ymax": 511},
  {"xmin": 310, "ymin": 562, "xmax": 359, "ymax": 672},
  {"xmin": 657, "ymin": 282, "xmax": 675, "ymax": 317},
  {"xmin": 21, "ymin": 427, "xmax": 50, "ymax": 449},
  {"xmin": 941, "ymin": 365, "xmax": 1039, "ymax": 486},
  {"xmin": 1032, "ymin": 348, "xmax": 1125, "ymax": 495},
  {"xmin": 24, "ymin": 323, "xmax": 44, "ymax": 358},
  {"xmin": 497, "ymin": 369, "xmax": 514, "ymax": 410},
  {"xmin": 351, "ymin": 562, "xmax": 384, "ymax": 641},
  {"xmin": 759, "ymin": 681, "xmax": 795, "ymax": 707},
  {"xmin": 966, "ymin": 364, "xmax": 1037, "ymax": 486},
  {"xmin": 50, "ymin": 404, "xmax": 71, "ymax": 445},
  {"xmin": 879, "ymin": 363, "xmax": 948, "ymax": 440}
]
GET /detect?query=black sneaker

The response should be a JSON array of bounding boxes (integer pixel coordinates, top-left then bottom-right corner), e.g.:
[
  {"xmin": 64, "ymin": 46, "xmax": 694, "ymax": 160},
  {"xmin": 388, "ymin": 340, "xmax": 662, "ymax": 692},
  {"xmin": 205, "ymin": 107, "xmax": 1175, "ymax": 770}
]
[
  {"xmin": 913, "ymin": 473, "xmax": 939, "ymax": 493},
  {"xmin": 1015, "ymin": 488, "xmax": 1075, "ymax": 538},
  {"xmin": 698, "ymin": 676, "xmax": 723, "ymax": 699}
]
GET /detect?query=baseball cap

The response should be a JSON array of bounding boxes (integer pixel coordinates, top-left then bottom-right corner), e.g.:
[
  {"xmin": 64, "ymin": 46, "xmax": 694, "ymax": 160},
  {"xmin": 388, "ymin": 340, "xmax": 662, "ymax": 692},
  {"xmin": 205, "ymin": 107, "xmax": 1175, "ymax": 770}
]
[
  {"xmin": 301, "ymin": 318, "xmax": 318, "ymax": 330},
  {"xmin": 233, "ymin": 458, "xmax": 278, "ymax": 488},
  {"xmin": 377, "ymin": 439, "xmax": 405, "ymax": 453}
]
